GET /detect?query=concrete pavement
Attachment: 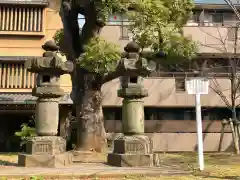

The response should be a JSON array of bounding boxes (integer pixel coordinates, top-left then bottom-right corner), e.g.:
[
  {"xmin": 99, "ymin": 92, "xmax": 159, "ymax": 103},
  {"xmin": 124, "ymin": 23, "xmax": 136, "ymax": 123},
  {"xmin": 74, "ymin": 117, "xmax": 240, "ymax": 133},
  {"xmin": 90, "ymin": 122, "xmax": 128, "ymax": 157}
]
[{"xmin": 0, "ymin": 163, "xmax": 189, "ymax": 178}]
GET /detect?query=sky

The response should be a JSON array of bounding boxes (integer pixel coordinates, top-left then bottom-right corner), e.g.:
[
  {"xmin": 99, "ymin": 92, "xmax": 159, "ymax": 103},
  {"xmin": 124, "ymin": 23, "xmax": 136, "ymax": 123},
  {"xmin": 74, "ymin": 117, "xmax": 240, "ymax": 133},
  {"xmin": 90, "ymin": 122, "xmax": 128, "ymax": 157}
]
[{"xmin": 78, "ymin": 14, "xmax": 85, "ymax": 29}]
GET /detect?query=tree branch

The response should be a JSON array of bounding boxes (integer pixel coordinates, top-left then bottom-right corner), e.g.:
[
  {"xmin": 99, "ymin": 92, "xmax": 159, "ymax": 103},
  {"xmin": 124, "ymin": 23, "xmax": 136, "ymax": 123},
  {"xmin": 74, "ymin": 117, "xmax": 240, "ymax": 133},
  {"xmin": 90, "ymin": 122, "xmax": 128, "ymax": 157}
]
[
  {"xmin": 80, "ymin": 2, "xmax": 104, "ymax": 47},
  {"xmin": 200, "ymin": 43, "xmax": 225, "ymax": 53},
  {"xmin": 102, "ymin": 54, "xmax": 156, "ymax": 84},
  {"xmin": 210, "ymin": 78, "xmax": 232, "ymax": 109},
  {"xmin": 60, "ymin": 0, "xmax": 105, "ymax": 61},
  {"xmin": 60, "ymin": 0, "xmax": 81, "ymax": 60},
  {"xmin": 216, "ymin": 26, "xmax": 229, "ymax": 53},
  {"xmin": 198, "ymin": 27, "xmax": 223, "ymax": 42},
  {"xmin": 198, "ymin": 26, "xmax": 230, "ymax": 53}
]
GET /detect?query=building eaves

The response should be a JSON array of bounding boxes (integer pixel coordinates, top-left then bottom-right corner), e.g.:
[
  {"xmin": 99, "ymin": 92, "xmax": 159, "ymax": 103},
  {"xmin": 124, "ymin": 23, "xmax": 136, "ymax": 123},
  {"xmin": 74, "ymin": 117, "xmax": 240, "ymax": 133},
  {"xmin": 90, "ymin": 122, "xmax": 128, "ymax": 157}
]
[
  {"xmin": 0, "ymin": 0, "xmax": 48, "ymax": 6},
  {"xmin": 196, "ymin": 52, "xmax": 240, "ymax": 58},
  {"xmin": 195, "ymin": 0, "xmax": 239, "ymax": 5},
  {"xmin": 0, "ymin": 56, "xmax": 40, "ymax": 62},
  {"xmin": 0, "ymin": 93, "xmax": 73, "ymax": 105},
  {"xmin": 194, "ymin": 0, "xmax": 240, "ymax": 9}
]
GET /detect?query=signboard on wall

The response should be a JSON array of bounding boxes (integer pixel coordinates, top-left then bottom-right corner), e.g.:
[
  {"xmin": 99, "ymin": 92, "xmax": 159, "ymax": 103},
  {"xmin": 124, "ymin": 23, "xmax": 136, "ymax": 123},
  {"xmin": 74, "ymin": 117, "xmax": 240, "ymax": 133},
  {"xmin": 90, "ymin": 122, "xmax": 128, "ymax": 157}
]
[{"xmin": 186, "ymin": 78, "xmax": 209, "ymax": 95}]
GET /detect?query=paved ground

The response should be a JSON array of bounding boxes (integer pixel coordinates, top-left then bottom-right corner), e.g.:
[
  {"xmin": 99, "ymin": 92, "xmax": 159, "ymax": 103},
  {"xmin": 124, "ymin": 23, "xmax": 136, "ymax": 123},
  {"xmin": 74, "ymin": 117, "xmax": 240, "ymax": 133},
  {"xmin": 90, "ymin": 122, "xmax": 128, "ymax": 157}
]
[{"xmin": 0, "ymin": 163, "xmax": 189, "ymax": 178}]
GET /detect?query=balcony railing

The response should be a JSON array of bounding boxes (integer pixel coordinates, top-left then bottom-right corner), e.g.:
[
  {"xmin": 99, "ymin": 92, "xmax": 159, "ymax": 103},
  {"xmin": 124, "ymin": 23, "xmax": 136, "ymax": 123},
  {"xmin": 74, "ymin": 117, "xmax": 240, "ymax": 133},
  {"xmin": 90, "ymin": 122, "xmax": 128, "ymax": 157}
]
[{"xmin": 0, "ymin": 63, "xmax": 35, "ymax": 91}]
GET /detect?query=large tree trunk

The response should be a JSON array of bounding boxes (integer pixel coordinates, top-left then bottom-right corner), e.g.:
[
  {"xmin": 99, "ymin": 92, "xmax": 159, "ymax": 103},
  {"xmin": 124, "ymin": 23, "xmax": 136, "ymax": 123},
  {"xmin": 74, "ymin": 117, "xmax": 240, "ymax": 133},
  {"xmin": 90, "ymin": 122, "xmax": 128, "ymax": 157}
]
[
  {"xmin": 75, "ymin": 74, "xmax": 107, "ymax": 153},
  {"xmin": 231, "ymin": 69, "xmax": 240, "ymax": 154},
  {"xmin": 232, "ymin": 108, "xmax": 240, "ymax": 154},
  {"xmin": 59, "ymin": 0, "xmax": 108, "ymax": 155}
]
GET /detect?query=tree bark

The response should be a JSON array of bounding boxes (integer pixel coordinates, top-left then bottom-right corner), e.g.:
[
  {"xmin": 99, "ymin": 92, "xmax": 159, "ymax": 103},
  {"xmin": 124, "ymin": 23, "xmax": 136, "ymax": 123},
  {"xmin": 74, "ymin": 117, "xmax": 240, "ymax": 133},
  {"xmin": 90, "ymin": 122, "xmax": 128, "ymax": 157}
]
[
  {"xmin": 75, "ymin": 74, "xmax": 107, "ymax": 153},
  {"xmin": 230, "ymin": 64, "xmax": 240, "ymax": 154},
  {"xmin": 59, "ymin": 0, "xmax": 107, "ymax": 153},
  {"xmin": 218, "ymin": 123, "xmax": 226, "ymax": 152},
  {"xmin": 230, "ymin": 118, "xmax": 239, "ymax": 154}
]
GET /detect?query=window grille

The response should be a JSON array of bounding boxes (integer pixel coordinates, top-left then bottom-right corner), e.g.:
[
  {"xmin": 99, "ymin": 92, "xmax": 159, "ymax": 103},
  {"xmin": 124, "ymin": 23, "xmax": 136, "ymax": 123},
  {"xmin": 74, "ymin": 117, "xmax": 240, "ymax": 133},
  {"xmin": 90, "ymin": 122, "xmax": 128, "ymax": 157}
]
[{"xmin": 0, "ymin": 5, "xmax": 44, "ymax": 33}]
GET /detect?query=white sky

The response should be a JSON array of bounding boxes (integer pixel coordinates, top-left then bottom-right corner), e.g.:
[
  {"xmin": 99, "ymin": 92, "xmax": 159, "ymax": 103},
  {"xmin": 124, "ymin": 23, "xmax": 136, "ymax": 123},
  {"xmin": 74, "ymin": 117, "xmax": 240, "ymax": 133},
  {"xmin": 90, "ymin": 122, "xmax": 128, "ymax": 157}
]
[{"xmin": 78, "ymin": 14, "xmax": 85, "ymax": 29}]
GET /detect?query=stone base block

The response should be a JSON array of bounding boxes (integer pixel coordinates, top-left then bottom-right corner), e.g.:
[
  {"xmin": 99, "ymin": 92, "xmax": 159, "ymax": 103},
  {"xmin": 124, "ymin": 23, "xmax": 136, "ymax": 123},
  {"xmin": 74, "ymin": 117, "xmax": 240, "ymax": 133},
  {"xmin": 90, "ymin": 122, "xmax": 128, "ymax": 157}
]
[
  {"xmin": 107, "ymin": 153, "xmax": 153, "ymax": 167},
  {"xmin": 26, "ymin": 136, "xmax": 66, "ymax": 155},
  {"xmin": 113, "ymin": 135, "xmax": 152, "ymax": 154},
  {"xmin": 72, "ymin": 151, "xmax": 106, "ymax": 163},
  {"xmin": 18, "ymin": 152, "xmax": 72, "ymax": 168}
]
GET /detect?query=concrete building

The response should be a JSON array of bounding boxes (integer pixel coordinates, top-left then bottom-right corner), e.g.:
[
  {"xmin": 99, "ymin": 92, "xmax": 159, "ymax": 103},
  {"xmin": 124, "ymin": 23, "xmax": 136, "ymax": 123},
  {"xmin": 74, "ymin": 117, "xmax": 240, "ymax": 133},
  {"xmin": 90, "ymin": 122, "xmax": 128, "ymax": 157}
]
[{"xmin": 0, "ymin": 0, "xmax": 239, "ymax": 152}]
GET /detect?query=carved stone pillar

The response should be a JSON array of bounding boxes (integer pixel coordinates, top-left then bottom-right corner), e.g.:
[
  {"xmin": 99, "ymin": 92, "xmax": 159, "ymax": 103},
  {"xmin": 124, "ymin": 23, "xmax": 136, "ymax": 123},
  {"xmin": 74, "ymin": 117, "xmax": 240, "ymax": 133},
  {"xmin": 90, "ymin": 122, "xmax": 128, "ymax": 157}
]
[
  {"xmin": 18, "ymin": 41, "xmax": 73, "ymax": 167},
  {"xmin": 107, "ymin": 42, "xmax": 154, "ymax": 167}
]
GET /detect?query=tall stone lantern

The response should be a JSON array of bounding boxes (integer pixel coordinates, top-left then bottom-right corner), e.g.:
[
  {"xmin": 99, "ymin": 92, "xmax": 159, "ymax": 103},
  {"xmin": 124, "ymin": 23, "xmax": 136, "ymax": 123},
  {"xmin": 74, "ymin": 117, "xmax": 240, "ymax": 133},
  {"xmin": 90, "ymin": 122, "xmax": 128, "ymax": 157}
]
[
  {"xmin": 107, "ymin": 42, "xmax": 154, "ymax": 167},
  {"xmin": 18, "ymin": 41, "xmax": 73, "ymax": 167}
]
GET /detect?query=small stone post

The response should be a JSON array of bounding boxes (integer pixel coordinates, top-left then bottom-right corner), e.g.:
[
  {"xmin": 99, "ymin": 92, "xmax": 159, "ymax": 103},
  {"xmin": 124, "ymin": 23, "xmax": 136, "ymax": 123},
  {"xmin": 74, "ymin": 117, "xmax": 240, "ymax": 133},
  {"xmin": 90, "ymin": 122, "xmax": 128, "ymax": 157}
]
[
  {"xmin": 107, "ymin": 42, "xmax": 154, "ymax": 167},
  {"xmin": 18, "ymin": 41, "xmax": 73, "ymax": 167}
]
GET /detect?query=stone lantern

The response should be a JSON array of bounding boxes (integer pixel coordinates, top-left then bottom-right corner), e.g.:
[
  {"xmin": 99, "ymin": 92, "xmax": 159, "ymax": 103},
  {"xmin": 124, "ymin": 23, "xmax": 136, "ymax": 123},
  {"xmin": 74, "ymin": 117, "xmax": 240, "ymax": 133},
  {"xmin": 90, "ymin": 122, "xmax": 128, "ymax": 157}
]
[
  {"xmin": 119, "ymin": 74, "xmax": 147, "ymax": 135},
  {"xmin": 107, "ymin": 42, "xmax": 154, "ymax": 167},
  {"xmin": 18, "ymin": 40, "xmax": 73, "ymax": 167}
]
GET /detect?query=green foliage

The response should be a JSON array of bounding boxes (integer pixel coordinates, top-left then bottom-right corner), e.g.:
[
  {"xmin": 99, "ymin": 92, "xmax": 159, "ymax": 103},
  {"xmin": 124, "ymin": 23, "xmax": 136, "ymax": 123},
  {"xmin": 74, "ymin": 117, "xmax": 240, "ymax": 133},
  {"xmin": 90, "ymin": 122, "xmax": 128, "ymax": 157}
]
[
  {"xmin": 54, "ymin": 0, "xmax": 197, "ymax": 73},
  {"xmin": 53, "ymin": 28, "xmax": 63, "ymax": 47},
  {"xmin": 92, "ymin": 0, "xmax": 198, "ymax": 66},
  {"xmin": 127, "ymin": 0, "xmax": 198, "ymax": 62},
  {"xmin": 94, "ymin": 0, "xmax": 132, "ymax": 21},
  {"xmin": 19, "ymin": 176, "xmax": 44, "ymax": 180},
  {"xmin": 15, "ymin": 121, "xmax": 36, "ymax": 146},
  {"xmin": 29, "ymin": 176, "xmax": 44, "ymax": 180},
  {"xmin": 93, "ymin": 0, "xmax": 197, "ymax": 61},
  {"xmin": 76, "ymin": 37, "xmax": 121, "ymax": 74}
]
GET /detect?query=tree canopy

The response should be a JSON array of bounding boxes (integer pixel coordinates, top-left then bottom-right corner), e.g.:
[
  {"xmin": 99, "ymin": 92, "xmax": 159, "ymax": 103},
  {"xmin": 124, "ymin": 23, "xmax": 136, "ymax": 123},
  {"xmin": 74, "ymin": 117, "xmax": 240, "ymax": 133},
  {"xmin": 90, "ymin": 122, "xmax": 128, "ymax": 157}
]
[
  {"xmin": 56, "ymin": 0, "xmax": 198, "ymax": 153},
  {"xmin": 56, "ymin": 0, "xmax": 198, "ymax": 74}
]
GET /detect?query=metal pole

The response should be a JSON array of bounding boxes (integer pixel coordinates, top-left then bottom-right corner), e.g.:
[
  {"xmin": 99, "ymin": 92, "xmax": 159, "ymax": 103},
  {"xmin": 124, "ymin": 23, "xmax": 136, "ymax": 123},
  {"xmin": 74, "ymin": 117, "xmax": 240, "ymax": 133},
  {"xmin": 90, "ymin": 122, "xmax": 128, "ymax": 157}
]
[{"xmin": 195, "ymin": 93, "xmax": 204, "ymax": 171}]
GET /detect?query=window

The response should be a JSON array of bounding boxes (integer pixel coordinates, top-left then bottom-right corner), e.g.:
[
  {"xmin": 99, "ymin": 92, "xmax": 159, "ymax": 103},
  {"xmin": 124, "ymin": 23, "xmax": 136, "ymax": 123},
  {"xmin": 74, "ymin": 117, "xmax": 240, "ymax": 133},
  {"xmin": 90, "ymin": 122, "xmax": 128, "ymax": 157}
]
[
  {"xmin": 0, "ymin": 62, "xmax": 35, "ymax": 89},
  {"xmin": 212, "ymin": 13, "xmax": 223, "ymax": 26},
  {"xmin": 42, "ymin": 75, "xmax": 50, "ymax": 83},
  {"xmin": 0, "ymin": 5, "xmax": 44, "ymax": 35},
  {"xmin": 103, "ymin": 107, "xmax": 122, "ymax": 120},
  {"xmin": 108, "ymin": 14, "xmax": 130, "ymax": 40},
  {"xmin": 191, "ymin": 12, "xmax": 200, "ymax": 23},
  {"xmin": 187, "ymin": 11, "xmax": 238, "ymax": 27},
  {"xmin": 227, "ymin": 27, "xmax": 236, "ymax": 41},
  {"xmin": 223, "ymin": 12, "xmax": 237, "ymax": 26},
  {"xmin": 120, "ymin": 25, "xmax": 129, "ymax": 40},
  {"xmin": 187, "ymin": 11, "xmax": 200, "ymax": 25},
  {"xmin": 202, "ymin": 108, "xmax": 231, "ymax": 120},
  {"xmin": 145, "ymin": 108, "xmax": 161, "ymax": 120},
  {"xmin": 175, "ymin": 78, "xmax": 186, "ymax": 92}
]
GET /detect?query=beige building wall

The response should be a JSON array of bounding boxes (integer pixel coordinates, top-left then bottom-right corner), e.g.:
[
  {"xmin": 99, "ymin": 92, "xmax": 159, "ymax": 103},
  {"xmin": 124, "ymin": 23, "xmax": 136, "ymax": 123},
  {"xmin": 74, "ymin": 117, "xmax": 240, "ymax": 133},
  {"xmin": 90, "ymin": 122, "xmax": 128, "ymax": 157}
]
[
  {"xmin": 183, "ymin": 26, "xmax": 240, "ymax": 53},
  {"xmin": 102, "ymin": 78, "xmax": 234, "ymax": 107},
  {"xmin": 0, "ymin": 2, "xmax": 62, "ymax": 56},
  {"xmin": 0, "ymin": 1, "xmax": 238, "ymax": 107},
  {"xmin": 0, "ymin": 0, "xmax": 73, "ymax": 92}
]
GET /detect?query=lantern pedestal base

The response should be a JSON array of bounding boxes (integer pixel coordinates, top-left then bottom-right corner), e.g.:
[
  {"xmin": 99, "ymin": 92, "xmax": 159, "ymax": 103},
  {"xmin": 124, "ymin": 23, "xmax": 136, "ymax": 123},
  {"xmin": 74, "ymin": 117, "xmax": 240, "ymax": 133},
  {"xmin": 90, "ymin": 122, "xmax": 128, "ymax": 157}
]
[
  {"xmin": 18, "ymin": 152, "xmax": 72, "ymax": 168},
  {"xmin": 72, "ymin": 150, "xmax": 106, "ymax": 163},
  {"xmin": 107, "ymin": 135, "xmax": 153, "ymax": 167},
  {"xmin": 18, "ymin": 136, "xmax": 72, "ymax": 167}
]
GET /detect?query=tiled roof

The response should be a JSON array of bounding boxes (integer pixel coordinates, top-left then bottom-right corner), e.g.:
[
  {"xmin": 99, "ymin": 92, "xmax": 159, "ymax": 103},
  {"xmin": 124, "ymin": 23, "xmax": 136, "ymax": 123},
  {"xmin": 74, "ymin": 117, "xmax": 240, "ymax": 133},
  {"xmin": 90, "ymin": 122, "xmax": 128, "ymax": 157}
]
[
  {"xmin": 0, "ymin": 93, "xmax": 73, "ymax": 105},
  {"xmin": 0, "ymin": 56, "xmax": 39, "ymax": 62},
  {"xmin": 0, "ymin": 0, "xmax": 48, "ymax": 5},
  {"xmin": 195, "ymin": 0, "xmax": 239, "ymax": 4}
]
